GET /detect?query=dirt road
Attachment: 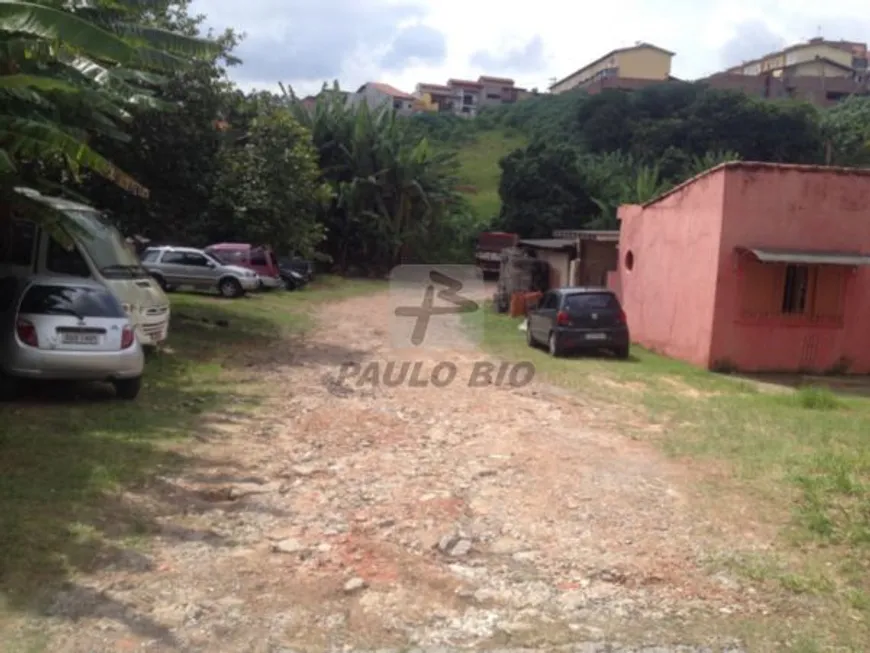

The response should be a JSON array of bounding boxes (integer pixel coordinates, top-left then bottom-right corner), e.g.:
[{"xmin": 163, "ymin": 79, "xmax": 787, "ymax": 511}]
[{"xmin": 15, "ymin": 290, "xmax": 768, "ymax": 652}]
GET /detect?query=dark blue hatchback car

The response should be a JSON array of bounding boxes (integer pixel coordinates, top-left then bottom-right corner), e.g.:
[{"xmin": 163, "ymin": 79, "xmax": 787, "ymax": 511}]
[{"xmin": 526, "ymin": 287, "xmax": 630, "ymax": 358}]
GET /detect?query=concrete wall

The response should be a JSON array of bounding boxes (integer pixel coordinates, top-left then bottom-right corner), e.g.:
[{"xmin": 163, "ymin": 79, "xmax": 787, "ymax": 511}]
[
  {"xmin": 616, "ymin": 49, "xmax": 672, "ymax": 80},
  {"xmin": 710, "ymin": 165, "xmax": 870, "ymax": 373},
  {"xmin": 703, "ymin": 72, "xmax": 864, "ymax": 107},
  {"xmin": 536, "ymin": 250, "xmax": 571, "ymax": 289},
  {"xmin": 552, "ymin": 47, "xmax": 671, "ymax": 94},
  {"xmin": 354, "ymin": 86, "xmax": 414, "ymax": 115},
  {"xmin": 579, "ymin": 240, "xmax": 618, "ymax": 286},
  {"xmin": 614, "ymin": 171, "xmax": 727, "ymax": 367},
  {"xmin": 789, "ymin": 60, "xmax": 853, "ymax": 77}
]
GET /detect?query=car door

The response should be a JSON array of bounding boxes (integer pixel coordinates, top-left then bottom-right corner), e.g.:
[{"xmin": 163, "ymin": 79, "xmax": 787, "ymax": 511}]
[
  {"xmin": 535, "ymin": 292, "xmax": 559, "ymax": 338},
  {"xmin": 157, "ymin": 251, "xmax": 187, "ymax": 286},
  {"xmin": 529, "ymin": 292, "xmax": 551, "ymax": 339},
  {"xmin": 182, "ymin": 252, "xmax": 217, "ymax": 288}
]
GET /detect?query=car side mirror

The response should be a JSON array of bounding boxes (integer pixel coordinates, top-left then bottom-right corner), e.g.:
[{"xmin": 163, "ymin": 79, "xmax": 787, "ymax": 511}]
[{"xmin": 206, "ymin": 261, "xmax": 216, "ymax": 268}]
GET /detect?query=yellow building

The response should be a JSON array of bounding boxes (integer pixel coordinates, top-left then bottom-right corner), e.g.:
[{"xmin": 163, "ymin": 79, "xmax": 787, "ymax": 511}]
[
  {"xmin": 724, "ymin": 38, "xmax": 867, "ymax": 79},
  {"xmin": 549, "ymin": 43, "xmax": 674, "ymax": 95}
]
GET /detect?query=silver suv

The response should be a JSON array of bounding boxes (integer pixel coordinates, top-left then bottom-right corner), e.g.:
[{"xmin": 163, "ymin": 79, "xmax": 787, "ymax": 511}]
[{"xmin": 140, "ymin": 246, "xmax": 260, "ymax": 298}]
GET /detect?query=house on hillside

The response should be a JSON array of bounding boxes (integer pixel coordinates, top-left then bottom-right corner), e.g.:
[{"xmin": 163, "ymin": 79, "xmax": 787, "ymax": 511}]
[
  {"xmin": 610, "ymin": 161, "xmax": 870, "ymax": 374},
  {"xmin": 549, "ymin": 42, "xmax": 675, "ymax": 95},
  {"xmin": 353, "ymin": 82, "xmax": 416, "ymax": 115},
  {"xmin": 703, "ymin": 37, "xmax": 869, "ymax": 106},
  {"xmin": 414, "ymin": 83, "xmax": 455, "ymax": 112},
  {"xmin": 447, "ymin": 78, "xmax": 485, "ymax": 116}
]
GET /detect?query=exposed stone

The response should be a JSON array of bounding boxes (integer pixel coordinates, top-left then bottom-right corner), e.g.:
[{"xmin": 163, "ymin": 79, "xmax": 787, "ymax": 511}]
[
  {"xmin": 449, "ymin": 539, "xmax": 473, "ymax": 557},
  {"xmin": 344, "ymin": 577, "xmax": 368, "ymax": 593},
  {"xmin": 272, "ymin": 539, "xmax": 305, "ymax": 554}
]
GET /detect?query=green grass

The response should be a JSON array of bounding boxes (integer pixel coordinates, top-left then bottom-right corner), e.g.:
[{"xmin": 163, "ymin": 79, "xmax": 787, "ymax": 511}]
[
  {"xmin": 455, "ymin": 129, "xmax": 527, "ymax": 220},
  {"xmin": 0, "ymin": 277, "xmax": 383, "ymax": 619},
  {"xmin": 472, "ymin": 305, "xmax": 870, "ymax": 648}
]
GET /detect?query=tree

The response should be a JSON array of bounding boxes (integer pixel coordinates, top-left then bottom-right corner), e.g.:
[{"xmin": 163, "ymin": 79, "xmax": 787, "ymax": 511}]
[
  {"xmin": 208, "ymin": 106, "xmax": 328, "ymax": 256},
  {"xmin": 0, "ymin": 0, "xmax": 221, "ymax": 207},
  {"xmin": 820, "ymin": 96, "xmax": 870, "ymax": 166},
  {"xmin": 288, "ymin": 85, "xmax": 470, "ymax": 272}
]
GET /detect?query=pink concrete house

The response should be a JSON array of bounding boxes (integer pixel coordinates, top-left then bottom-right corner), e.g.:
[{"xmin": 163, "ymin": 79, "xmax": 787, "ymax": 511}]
[{"xmin": 610, "ymin": 161, "xmax": 870, "ymax": 373}]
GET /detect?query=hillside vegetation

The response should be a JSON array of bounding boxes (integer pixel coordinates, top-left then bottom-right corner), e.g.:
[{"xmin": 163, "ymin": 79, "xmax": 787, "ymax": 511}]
[
  {"xmin": 6, "ymin": 0, "xmax": 870, "ymax": 276},
  {"xmin": 455, "ymin": 130, "xmax": 527, "ymax": 221},
  {"xmin": 409, "ymin": 84, "xmax": 870, "ymax": 240}
]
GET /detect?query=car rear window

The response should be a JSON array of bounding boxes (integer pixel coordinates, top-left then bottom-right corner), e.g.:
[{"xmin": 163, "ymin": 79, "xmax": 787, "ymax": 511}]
[
  {"xmin": 564, "ymin": 293, "xmax": 619, "ymax": 311},
  {"xmin": 251, "ymin": 249, "xmax": 268, "ymax": 266},
  {"xmin": 19, "ymin": 285, "xmax": 125, "ymax": 318}
]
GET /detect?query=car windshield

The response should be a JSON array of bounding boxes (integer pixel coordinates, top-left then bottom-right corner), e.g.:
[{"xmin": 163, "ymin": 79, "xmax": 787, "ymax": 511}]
[
  {"xmin": 564, "ymin": 293, "xmax": 619, "ymax": 311},
  {"xmin": 210, "ymin": 250, "xmax": 245, "ymax": 265},
  {"xmin": 63, "ymin": 209, "xmax": 149, "ymax": 279},
  {"xmin": 203, "ymin": 253, "xmax": 224, "ymax": 266},
  {"xmin": 19, "ymin": 284, "xmax": 125, "ymax": 319}
]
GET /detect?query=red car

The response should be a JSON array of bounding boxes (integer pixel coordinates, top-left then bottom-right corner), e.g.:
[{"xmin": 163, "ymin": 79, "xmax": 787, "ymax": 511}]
[{"xmin": 204, "ymin": 243, "xmax": 283, "ymax": 290}]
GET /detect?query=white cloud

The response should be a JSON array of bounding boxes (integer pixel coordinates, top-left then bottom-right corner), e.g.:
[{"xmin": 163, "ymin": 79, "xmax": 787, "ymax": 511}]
[{"xmin": 191, "ymin": 0, "xmax": 870, "ymax": 96}]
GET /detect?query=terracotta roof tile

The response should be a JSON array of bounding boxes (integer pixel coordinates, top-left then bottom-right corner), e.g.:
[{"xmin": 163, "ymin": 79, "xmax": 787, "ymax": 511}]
[{"xmin": 366, "ymin": 82, "xmax": 414, "ymax": 100}]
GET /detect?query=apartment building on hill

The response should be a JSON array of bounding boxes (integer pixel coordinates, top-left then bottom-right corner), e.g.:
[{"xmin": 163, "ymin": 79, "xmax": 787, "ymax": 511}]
[
  {"xmin": 549, "ymin": 43, "xmax": 675, "ymax": 95},
  {"xmin": 414, "ymin": 76, "xmax": 531, "ymax": 117},
  {"xmin": 703, "ymin": 38, "xmax": 869, "ymax": 106}
]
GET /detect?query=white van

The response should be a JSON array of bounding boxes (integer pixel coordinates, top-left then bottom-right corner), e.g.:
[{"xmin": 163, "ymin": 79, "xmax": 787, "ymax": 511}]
[{"xmin": 0, "ymin": 189, "xmax": 171, "ymax": 347}]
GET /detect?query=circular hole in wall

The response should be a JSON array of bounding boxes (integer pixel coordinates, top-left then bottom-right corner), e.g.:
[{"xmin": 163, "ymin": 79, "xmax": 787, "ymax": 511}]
[{"xmin": 624, "ymin": 250, "xmax": 635, "ymax": 271}]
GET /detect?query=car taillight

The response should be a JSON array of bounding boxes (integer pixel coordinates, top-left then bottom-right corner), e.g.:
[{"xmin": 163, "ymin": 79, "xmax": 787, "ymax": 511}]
[
  {"xmin": 556, "ymin": 310, "xmax": 570, "ymax": 326},
  {"xmin": 618, "ymin": 309, "xmax": 627, "ymax": 323},
  {"xmin": 121, "ymin": 325, "xmax": 135, "ymax": 349},
  {"xmin": 16, "ymin": 319, "xmax": 38, "ymax": 347}
]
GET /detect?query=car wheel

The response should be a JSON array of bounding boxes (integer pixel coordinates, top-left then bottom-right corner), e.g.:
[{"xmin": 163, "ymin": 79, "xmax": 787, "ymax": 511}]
[
  {"xmin": 283, "ymin": 277, "xmax": 297, "ymax": 291},
  {"xmin": 113, "ymin": 376, "xmax": 142, "ymax": 400},
  {"xmin": 614, "ymin": 344, "xmax": 630, "ymax": 360},
  {"xmin": 548, "ymin": 332, "xmax": 562, "ymax": 357},
  {"xmin": 525, "ymin": 322, "xmax": 536, "ymax": 347},
  {"xmin": 219, "ymin": 277, "xmax": 243, "ymax": 298}
]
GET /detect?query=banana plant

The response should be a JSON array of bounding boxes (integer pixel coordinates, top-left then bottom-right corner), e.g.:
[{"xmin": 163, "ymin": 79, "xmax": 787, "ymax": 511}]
[{"xmin": 0, "ymin": 0, "xmax": 221, "ymax": 203}]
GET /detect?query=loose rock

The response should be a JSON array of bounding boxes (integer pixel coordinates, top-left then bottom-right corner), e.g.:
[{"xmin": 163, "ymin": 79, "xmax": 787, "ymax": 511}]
[{"xmin": 343, "ymin": 577, "xmax": 367, "ymax": 593}]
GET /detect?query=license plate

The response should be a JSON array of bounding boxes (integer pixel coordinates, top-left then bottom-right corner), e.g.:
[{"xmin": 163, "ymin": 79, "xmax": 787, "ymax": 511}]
[
  {"xmin": 62, "ymin": 333, "xmax": 99, "ymax": 345},
  {"xmin": 585, "ymin": 333, "xmax": 607, "ymax": 341}
]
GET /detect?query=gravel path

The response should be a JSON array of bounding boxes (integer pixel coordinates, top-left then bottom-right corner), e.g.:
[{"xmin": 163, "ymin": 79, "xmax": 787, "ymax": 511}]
[{"xmin": 8, "ymin": 289, "xmax": 773, "ymax": 652}]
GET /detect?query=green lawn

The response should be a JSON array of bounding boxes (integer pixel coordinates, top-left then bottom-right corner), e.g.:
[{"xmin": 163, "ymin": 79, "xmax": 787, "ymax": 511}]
[
  {"xmin": 455, "ymin": 130, "xmax": 527, "ymax": 220},
  {"xmin": 0, "ymin": 277, "xmax": 383, "ymax": 618},
  {"xmin": 474, "ymin": 306, "xmax": 870, "ymax": 650}
]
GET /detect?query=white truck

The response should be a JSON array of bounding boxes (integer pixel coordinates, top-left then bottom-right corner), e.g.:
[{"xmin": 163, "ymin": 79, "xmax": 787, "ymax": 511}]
[{"xmin": 0, "ymin": 189, "xmax": 171, "ymax": 347}]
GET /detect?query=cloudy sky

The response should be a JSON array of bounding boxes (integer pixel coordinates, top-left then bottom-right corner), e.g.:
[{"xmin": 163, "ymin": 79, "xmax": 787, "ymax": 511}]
[{"xmin": 190, "ymin": 0, "xmax": 870, "ymax": 96}]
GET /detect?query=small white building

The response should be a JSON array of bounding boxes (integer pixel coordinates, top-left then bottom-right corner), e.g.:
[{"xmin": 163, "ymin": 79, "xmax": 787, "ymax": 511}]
[{"xmin": 352, "ymin": 82, "xmax": 416, "ymax": 115}]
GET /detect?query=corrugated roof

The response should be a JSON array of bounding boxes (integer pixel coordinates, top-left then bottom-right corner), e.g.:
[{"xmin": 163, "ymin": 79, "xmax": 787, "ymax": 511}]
[
  {"xmin": 737, "ymin": 247, "xmax": 870, "ymax": 266},
  {"xmin": 518, "ymin": 238, "xmax": 577, "ymax": 250},
  {"xmin": 553, "ymin": 229, "xmax": 619, "ymax": 241}
]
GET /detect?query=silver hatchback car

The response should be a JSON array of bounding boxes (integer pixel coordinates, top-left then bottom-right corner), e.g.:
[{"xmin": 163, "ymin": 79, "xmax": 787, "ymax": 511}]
[{"xmin": 0, "ymin": 275, "xmax": 145, "ymax": 399}]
